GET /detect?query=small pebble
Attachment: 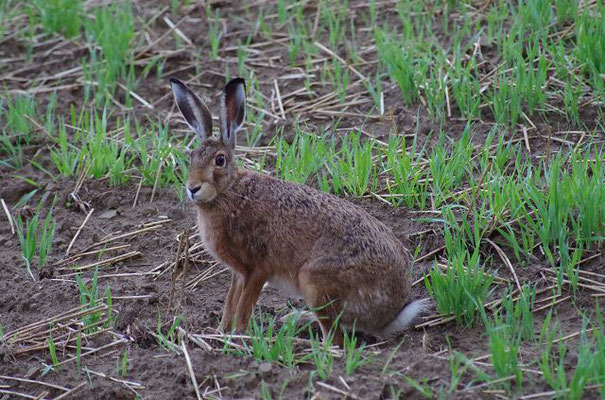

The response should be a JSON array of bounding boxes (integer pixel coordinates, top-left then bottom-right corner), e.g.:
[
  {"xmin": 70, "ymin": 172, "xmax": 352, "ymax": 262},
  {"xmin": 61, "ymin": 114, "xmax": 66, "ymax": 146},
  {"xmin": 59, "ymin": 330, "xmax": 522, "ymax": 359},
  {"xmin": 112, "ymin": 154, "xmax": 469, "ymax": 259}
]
[
  {"xmin": 99, "ymin": 209, "xmax": 118, "ymax": 219},
  {"xmin": 258, "ymin": 362, "xmax": 273, "ymax": 375},
  {"xmin": 142, "ymin": 207, "xmax": 156, "ymax": 216}
]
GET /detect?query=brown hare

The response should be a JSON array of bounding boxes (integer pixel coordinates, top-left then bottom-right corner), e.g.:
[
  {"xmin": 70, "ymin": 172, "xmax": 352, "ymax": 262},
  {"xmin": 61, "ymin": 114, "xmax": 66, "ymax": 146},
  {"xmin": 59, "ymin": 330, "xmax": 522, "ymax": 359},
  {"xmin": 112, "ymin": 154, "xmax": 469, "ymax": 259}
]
[{"xmin": 170, "ymin": 77, "xmax": 427, "ymax": 346}]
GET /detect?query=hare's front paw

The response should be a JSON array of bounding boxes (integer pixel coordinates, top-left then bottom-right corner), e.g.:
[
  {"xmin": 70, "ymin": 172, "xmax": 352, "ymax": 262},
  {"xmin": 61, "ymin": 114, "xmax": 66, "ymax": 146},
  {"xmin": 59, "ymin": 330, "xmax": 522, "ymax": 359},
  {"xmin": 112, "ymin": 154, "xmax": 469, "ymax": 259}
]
[
  {"xmin": 218, "ymin": 319, "xmax": 234, "ymax": 333},
  {"xmin": 218, "ymin": 314, "xmax": 233, "ymax": 333},
  {"xmin": 217, "ymin": 321, "xmax": 246, "ymax": 336}
]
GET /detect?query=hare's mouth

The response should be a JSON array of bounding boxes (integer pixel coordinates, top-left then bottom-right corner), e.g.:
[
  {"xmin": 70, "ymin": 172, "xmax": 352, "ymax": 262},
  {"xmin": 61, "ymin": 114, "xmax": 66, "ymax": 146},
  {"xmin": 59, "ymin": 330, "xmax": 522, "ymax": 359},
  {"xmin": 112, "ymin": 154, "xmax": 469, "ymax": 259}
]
[{"xmin": 186, "ymin": 182, "xmax": 217, "ymax": 203}]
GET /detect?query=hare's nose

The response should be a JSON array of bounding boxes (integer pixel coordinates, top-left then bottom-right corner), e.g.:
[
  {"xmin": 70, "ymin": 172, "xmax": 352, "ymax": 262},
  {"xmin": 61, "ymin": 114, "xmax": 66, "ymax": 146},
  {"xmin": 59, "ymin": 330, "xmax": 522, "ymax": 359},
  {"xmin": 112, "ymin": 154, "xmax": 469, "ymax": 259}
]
[{"xmin": 188, "ymin": 185, "xmax": 201, "ymax": 195}]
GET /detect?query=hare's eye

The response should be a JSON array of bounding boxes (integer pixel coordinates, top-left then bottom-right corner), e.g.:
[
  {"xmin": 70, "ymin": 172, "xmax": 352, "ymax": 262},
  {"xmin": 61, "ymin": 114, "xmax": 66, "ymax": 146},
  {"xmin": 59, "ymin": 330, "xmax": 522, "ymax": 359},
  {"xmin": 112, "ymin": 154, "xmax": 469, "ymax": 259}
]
[{"xmin": 215, "ymin": 154, "xmax": 226, "ymax": 167}]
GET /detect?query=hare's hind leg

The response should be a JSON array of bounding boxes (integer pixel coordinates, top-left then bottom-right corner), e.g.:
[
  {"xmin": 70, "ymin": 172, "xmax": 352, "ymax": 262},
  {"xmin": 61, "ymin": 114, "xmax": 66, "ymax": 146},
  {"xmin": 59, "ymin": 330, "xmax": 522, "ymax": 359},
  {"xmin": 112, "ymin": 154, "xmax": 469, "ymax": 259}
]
[
  {"xmin": 298, "ymin": 265, "xmax": 345, "ymax": 347},
  {"xmin": 219, "ymin": 272, "xmax": 244, "ymax": 332}
]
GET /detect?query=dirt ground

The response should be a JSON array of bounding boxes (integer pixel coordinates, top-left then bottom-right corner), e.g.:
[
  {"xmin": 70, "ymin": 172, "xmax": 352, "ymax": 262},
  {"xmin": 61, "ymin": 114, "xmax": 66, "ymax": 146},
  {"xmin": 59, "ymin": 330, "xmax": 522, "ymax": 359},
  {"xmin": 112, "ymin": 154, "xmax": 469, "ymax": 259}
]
[{"xmin": 1, "ymin": 1, "xmax": 604, "ymax": 399}]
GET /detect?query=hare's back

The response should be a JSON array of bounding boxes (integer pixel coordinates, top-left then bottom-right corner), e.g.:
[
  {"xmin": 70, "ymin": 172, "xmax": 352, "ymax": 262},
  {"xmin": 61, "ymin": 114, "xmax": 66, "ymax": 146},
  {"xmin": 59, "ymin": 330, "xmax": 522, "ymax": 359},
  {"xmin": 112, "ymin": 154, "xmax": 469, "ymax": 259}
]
[{"xmin": 242, "ymin": 172, "xmax": 407, "ymax": 258}]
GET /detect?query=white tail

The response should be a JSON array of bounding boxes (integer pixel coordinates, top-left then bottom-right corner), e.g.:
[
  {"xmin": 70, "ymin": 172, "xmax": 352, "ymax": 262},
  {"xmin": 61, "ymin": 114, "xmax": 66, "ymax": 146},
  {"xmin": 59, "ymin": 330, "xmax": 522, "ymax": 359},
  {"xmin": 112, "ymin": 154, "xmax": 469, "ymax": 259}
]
[{"xmin": 377, "ymin": 298, "xmax": 431, "ymax": 338}]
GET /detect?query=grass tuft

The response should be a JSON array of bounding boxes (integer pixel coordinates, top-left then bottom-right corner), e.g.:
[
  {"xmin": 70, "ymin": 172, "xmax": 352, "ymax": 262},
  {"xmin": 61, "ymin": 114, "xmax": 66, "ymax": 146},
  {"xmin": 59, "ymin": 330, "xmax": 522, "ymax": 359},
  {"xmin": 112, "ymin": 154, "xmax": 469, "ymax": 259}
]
[
  {"xmin": 15, "ymin": 198, "xmax": 56, "ymax": 274},
  {"xmin": 425, "ymin": 209, "xmax": 495, "ymax": 326},
  {"xmin": 31, "ymin": 0, "xmax": 81, "ymax": 38}
]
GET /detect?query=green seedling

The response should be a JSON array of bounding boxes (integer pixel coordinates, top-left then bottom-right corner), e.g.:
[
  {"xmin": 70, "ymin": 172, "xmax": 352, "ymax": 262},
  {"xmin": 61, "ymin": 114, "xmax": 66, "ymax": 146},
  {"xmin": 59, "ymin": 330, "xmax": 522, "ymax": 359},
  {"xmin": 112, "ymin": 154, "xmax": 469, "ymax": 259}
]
[
  {"xmin": 85, "ymin": 1, "xmax": 134, "ymax": 105},
  {"xmin": 243, "ymin": 313, "xmax": 308, "ymax": 368},
  {"xmin": 0, "ymin": 94, "xmax": 37, "ymax": 168},
  {"xmin": 383, "ymin": 133, "xmax": 427, "ymax": 209},
  {"xmin": 322, "ymin": 131, "xmax": 377, "ymax": 196},
  {"xmin": 31, "ymin": 0, "xmax": 81, "ymax": 38},
  {"xmin": 76, "ymin": 267, "xmax": 103, "ymax": 333},
  {"xmin": 76, "ymin": 330, "xmax": 82, "ymax": 376},
  {"xmin": 15, "ymin": 198, "xmax": 56, "ymax": 274},
  {"xmin": 120, "ymin": 348, "xmax": 128, "ymax": 378},
  {"xmin": 404, "ymin": 375, "xmax": 433, "ymax": 399},
  {"xmin": 308, "ymin": 329, "xmax": 334, "ymax": 380},
  {"xmin": 275, "ymin": 128, "xmax": 325, "ymax": 185},
  {"xmin": 50, "ymin": 117, "xmax": 81, "ymax": 177},
  {"xmin": 155, "ymin": 313, "xmax": 182, "ymax": 352},
  {"xmin": 425, "ymin": 209, "xmax": 495, "ymax": 326},
  {"xmin": 342, "ymin": 329, "xmax": 371, "ymax": 375},
  {"xmin": 206, "ymin": 3, "xmax": 221, "ymax": 60},
  {"xmin": 260, "ymin": 380, "xmax": 272, "ymax": 400},
  {"xmin": 375, "ymin": 28, "xmax": 418, "ymax": 105},
  {"xmin": 47, "ymin": 328, "xmax": 60, "ymax": 372},
  {"xmin": 428, "ymin": 129, "xmax": 473, "ymax": 208}
]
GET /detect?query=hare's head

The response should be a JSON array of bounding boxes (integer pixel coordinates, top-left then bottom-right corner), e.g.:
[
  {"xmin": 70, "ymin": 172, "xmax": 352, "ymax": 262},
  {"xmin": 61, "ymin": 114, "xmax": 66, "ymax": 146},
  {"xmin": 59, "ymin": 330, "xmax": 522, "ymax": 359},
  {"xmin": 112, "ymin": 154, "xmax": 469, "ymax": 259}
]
[{"xmin": 170, "ymin": 78, "xmax": 246, "ymax": 204}]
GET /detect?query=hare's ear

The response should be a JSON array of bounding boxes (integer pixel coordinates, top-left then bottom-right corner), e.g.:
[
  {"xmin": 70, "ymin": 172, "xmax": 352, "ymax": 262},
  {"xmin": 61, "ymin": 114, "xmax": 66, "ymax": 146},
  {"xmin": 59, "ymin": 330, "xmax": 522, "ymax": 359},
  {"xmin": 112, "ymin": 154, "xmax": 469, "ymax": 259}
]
[
  {"xmin": 170, "ymin": 78, "xmax": 213, "ymax": 141},
  {"xmin": 219, "ymin": 78, "xmax": 246, "ymax": 150}
]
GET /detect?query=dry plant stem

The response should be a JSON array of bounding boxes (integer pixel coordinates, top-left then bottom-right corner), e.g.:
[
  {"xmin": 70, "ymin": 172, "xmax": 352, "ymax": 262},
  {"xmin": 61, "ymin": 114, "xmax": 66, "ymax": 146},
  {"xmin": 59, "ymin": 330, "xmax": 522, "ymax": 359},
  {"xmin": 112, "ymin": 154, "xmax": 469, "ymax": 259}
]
[
  {"xmin": 577, "ymin": 252, "xmax": 603, "ymax": 266},
  {"xmin": 462, "ymin": 375, "xmax": 518, "ymax": 392},
  {"xmin": 167, "ymin": 231, "xmax": 185, "ymax": 314},
  {"xmin": 1, "ymin": 198, "xmax": 15, "ymax": 234},
  {"xmin": 0, "ymin": 376, "xmax": 69, "ymax": 393},
  {"xmin": 16, "ymin": 317, "xmax": 108, "ymax": 347},
  {"xmin": 553, "ymin": 327, "xmax": 597, "ymax": 344},
  {"xmin": 315, "ymin": 381, "xmax": 360, "ymax": 400},
  {"xmin": 134, "ymin": 16, "xmax": 189, "ymax": 58},
  {"xmin": 84, "ymin": 225, "xmax": 161, "ymax": 251},
  {"xmin": 52, "ymin": 382, "xmax": 87, "ymax": 400},
  {"xmin": 163, "ymin": 16, "xmax": 192, "ymax": 45},
  {"xmin": 53, "ymin": 339, "xmax": 128, "ymax": 368},
  {"xmin": 186, "ymin": 265, "xmax": 228, "ymax": 290},
  {"xmin": 180, "ymin": 233, "xmax": 190, "ymax": 309},
  {"xmin": 82, "ymin": 368, "xmax": 145, "ymax": 396},
  {"xmin": 5, "ymin": 304, "xmax": 105, "ymax": 341},
  {"xmin": 274, "ymin": 79, "xmax": 286, "ymax": 119},
  {"xmin": 180, "ymin": 327, "xmax": 212, "ymax": 351},
  {"xmin": 0, "ymin": 389, "xmax": 45, "ymax": 399},
  {"xmin": 97, "ymin": 271, "xmax": 159, "ymax": 279},
  {"xmin": 414, "ymin": 314, "xmax": 456, "ymax": 329},
  {"xmin": 54, "ymin": 244, "xmax": 131, "ymax": 267},
  {"xmin": 339, "ymin": 376, "xmax": 351, "ymax": 391},
  {"xmin": 117, "ymin": 82, "xmax": 153, "ymax": 109},
  {"xmin": 315, "ymin": 41, "xmax": 366, "ymax": 81},
  {"xmin": 519, "ymin": 384, "xmax": 604, "ymax": 400},
  {"xmin": 23, "ymin": 115, "xmax": 53, "ymax": 140},
  {"xmin": 532, "ymin": 295, "xmax": 570, "ymax": 312},
  {"xmin": 113, "ymin": 294, "xmax": 153, "ymax": 300},
  {"xmin": 61, "ymin": 251, "xmax": 142, "ymax": 272},
  {"xmin": 484, "ymin": 238, "xmax": 522, "ymax": 292},
  {"xmin": 150, "ymin": 164, "xmax": 162, "ymax": 203},
  {"xmin": 415, "ymin": 245, "xmax": 446, "ymax": 263},
  {"xmin": 487, "ymin": 284, "xmax": 557, "ymax": 310},
  {"xmin": 132, "ymin": 178, "xmax": 143, "ymax": 208},
  {"xmin": 548, "ymin": 275, "xmax": 605, "ymax": 294},
  {"xmin": 181, "ymin": 340, "xmax": 202, "ymax": 400},
  {"xmin": 16, "ymin": 325, "xmax": 112, "ymax": 355},
  {"xmin": 65, "ymin": 207, "xmax": 94, "ymax": 255},
  {"xmin": 522, "ymin": 126, "xmax": 531, "ymax": 152}
]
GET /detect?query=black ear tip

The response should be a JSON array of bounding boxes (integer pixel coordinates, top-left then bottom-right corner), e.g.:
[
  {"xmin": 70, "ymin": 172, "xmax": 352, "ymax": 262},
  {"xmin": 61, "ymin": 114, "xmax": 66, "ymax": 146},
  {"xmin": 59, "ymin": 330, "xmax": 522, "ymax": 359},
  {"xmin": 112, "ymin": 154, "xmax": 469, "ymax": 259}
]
[
  {"xmin": 225, "ymin": 77, "xmax": 246, "ymax": 92},
  {"xmin": 169, "ymin": 77, "xmax": 183, "ymax": 87}
]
